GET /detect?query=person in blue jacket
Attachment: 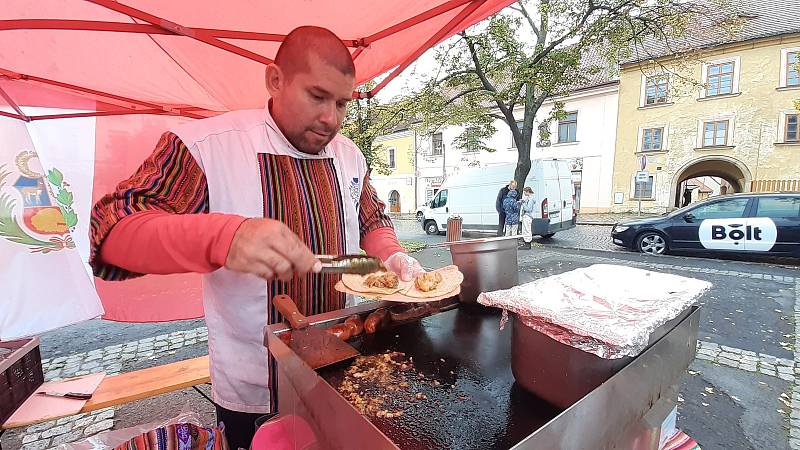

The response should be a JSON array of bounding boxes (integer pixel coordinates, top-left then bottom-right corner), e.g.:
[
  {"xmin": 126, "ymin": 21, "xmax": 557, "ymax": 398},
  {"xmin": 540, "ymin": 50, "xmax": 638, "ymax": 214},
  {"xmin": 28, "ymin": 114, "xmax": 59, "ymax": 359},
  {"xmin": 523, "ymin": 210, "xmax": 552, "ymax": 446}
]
[
  {"xmin": 495, "ymin": 180, "xmax": 517, "ymax": 236},
  {"xmin": 502, "ymin": 189, "xmax": 521, "ymax": 236}
]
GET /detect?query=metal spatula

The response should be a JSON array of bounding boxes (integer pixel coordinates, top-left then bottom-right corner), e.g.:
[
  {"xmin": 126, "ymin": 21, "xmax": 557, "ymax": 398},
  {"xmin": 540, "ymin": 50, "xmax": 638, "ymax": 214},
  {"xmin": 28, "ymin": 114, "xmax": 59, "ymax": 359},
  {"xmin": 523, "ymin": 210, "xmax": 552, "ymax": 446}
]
[{"xmin": 272, "ymin": 295, "xmax": 360, "ymax": 370}]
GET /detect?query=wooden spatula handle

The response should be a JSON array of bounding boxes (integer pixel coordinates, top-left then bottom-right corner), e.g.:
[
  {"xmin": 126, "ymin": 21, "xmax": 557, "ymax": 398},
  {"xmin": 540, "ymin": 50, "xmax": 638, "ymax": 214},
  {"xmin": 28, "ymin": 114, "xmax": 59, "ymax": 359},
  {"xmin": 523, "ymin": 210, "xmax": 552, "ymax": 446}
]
[{"xmin": 272, "ymin": 295, "xmax": 309, "ymax": 330}]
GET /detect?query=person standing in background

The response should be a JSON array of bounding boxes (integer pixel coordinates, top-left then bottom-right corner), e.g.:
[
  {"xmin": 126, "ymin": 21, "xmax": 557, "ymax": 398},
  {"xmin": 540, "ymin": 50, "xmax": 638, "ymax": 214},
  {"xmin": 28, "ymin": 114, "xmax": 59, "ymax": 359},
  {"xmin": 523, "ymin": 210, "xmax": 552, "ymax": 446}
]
[
  {"xmin": 519, "ymin": 187, "xmax": 535, "ymax": 250},
  {"xmin": 502, "ymin": 189, "xmax": 520, "ymax": 236},
  {"xmin": 495, "ymin": 180, "xmax": 517, "ymax": 236}
]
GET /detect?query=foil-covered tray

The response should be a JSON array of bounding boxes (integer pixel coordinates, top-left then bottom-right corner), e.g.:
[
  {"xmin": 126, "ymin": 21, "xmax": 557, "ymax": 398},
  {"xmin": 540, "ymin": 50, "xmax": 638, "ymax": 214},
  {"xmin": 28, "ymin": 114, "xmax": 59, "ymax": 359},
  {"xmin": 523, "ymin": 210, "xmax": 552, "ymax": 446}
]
[{"xmin": 478, "ymin": 264, "xmax": 711, "ymax": 358}]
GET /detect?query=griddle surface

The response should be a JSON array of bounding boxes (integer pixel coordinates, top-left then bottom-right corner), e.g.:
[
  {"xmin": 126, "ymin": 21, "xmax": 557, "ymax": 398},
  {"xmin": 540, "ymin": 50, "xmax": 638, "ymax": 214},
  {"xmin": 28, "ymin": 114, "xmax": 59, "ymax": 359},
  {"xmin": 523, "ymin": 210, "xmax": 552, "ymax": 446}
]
[{"xmin": 318, "ymin": 308, "xmax": 561, "ymax": 450}]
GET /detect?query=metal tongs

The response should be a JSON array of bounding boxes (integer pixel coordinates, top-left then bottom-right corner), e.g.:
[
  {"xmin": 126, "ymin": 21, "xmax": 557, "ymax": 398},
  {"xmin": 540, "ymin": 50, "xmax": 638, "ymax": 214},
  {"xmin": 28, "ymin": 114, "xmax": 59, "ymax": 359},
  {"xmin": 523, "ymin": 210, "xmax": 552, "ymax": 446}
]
[{"xmin": 316, "ymin": 254, "xmax": 385, "ymax": 275}]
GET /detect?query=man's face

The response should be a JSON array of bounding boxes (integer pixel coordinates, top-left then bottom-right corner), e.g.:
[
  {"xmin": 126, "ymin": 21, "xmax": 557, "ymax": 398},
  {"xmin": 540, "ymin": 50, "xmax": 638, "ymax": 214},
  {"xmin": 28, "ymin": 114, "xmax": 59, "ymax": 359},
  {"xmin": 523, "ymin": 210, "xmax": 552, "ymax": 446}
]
[
  {"xmin": 268, "ymin": 52, "xmax": 354, "ymax": 154},
  {"xmin": 510, "ymin": 181, "xmax": 518, "ymax": 190}
]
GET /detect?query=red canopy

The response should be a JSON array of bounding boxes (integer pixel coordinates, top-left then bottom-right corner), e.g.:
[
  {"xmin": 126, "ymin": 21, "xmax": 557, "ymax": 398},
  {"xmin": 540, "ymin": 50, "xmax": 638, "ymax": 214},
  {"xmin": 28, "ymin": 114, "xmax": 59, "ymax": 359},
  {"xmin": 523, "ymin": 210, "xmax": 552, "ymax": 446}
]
[
  {"xmin": 1, "ymin": 0, "xmax": 513, "ymax": 121},
  {"xmin": 1, "ymin": 0, "xmax": 515, "ymax": 323}
]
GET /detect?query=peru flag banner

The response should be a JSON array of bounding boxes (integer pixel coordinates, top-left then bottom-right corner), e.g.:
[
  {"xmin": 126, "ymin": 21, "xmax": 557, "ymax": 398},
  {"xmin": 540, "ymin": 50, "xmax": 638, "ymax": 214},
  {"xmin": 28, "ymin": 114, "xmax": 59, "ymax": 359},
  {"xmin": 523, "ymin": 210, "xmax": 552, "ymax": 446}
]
[
  {"xmin": 0, "ymin": 109, "xmax": 202, "ymax": 338},
  {"xmin": 0, "ymin": 112, "xmax": 103, "ymax": 339}
]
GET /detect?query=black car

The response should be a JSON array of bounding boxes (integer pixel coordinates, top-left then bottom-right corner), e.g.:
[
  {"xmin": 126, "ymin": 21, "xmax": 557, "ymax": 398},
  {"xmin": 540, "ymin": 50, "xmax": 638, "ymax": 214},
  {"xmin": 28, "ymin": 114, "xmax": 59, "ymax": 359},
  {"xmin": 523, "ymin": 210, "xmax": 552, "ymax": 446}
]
[{"xmin": 611, "ymin": 193, "xmax": 800, "ymax": 257}]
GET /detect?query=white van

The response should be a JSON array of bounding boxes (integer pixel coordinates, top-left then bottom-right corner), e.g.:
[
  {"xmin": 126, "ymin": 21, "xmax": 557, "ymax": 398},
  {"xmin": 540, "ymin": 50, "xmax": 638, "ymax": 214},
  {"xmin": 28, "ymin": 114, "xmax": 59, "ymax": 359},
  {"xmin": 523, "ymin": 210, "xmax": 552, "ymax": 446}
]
[{"xmin": 421, "ymin": 159, "xmax": 576, "ymax": 237}]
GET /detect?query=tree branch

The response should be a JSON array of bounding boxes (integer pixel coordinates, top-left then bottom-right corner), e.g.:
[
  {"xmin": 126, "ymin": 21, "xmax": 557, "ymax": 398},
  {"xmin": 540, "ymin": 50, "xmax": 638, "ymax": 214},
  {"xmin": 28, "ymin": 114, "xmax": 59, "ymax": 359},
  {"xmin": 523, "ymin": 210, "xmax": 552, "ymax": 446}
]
[
  {"xmin": 436, "ymin": 69, "xmax": 479, "ymax": 87},
  {"xmin": 511, "ymin": 2, "xmax": 540, "ymax": 39},
  {"xmin": 461, "ymin": 32, "xmax": 516, "ymax": 126},
  {"xmin": 443, "ymin": 87, "xmax": 491, "ymax": 107}
]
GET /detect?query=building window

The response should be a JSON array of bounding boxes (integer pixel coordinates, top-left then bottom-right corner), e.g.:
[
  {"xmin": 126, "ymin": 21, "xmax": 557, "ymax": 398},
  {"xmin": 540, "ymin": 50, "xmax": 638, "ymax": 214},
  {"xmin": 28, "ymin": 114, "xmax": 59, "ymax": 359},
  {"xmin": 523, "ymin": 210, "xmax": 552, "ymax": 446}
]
[
  {"xmin": 788, "ymin": 52, "xmax": 799, "ymax": 87},
  {"xmin": 706, "ymin": 61, "xmax": 735, "ymax": 96},
  {"xmin": 787, "ymin": 114, "xmax": 799, "ymax": 143},
  {"xmin": 633, "ymin": 175, "xmax": 654, "ymax": 199},
  {"xmin": 387, "ymin": 147, "xmax": 396, "ymax": 168},
  {"xmin": 703, "ymin": 120, "xmax": 729, "ymax": 147},
  {"xmin": 558, "ymin": 112, "xmax": 578, "ymax": 143},
  {"xmin": 511, "ymin": 120, "xmax": 524, "ymax": 148},
  {"xmin": 431, "ymin": 133, "xmax": 443, "ymax": 156},
  {"xmin": 641, "ymin": 127, "xmax": 664, "ymax": 152},
  {"xmin": 645, "ymin": 76, "xmax": 669, "ymax": 105}
]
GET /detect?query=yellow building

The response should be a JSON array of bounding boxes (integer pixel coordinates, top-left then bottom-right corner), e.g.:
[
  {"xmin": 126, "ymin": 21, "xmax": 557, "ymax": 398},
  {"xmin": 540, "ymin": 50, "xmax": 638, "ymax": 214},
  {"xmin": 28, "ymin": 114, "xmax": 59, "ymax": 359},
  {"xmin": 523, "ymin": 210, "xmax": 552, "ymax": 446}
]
[
  {"xmin": 611, "ymin": 14, "xmax": 800, "ymax": 212},
  {"xmin": 370, "ymin": 128, "xmax": 417, "ymax": 214}
]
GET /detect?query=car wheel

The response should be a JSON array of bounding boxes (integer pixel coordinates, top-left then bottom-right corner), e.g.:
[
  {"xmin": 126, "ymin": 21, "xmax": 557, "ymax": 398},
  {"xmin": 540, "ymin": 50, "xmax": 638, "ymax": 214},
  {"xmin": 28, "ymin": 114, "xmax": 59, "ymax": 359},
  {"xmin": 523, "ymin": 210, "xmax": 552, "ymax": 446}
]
[
  {"xmin": 416, "ymin": 211, "xmax": 423, "ymax": 222},
  {"xmin": 424, "ymin": 220, "xmax": 439, "ymax": 235},
  {"xmin": 636, "ymin": 231, "xmax": 668, "ymax": 255}
]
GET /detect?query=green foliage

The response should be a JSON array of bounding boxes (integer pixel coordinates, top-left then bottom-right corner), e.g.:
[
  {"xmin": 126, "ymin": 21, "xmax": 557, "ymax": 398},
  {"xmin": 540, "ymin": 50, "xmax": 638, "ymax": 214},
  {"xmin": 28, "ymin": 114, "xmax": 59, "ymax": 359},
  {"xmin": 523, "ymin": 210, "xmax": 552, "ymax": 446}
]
[
  {"xmin": 341, "ymin": 82, "xmax": 417, "ymax": 176},
  {"xmin": 399, "ymin": 240, "xmax": 427, "ymax": 253},
  {"xmin": 411, "ymin": 0, "xmax": 737, "ymax": 188},
  {"xmin": 46, "ymin": 168, "xmax": 78, "ymax": 231}
]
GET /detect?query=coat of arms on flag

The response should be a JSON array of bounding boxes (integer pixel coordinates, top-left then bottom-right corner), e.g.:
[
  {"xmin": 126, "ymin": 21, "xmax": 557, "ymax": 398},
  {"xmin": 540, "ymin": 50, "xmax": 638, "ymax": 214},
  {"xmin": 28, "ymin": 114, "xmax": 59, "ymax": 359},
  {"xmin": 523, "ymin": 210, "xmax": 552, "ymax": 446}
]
[{"xmin": 0, "ymin": 150, "xmax": 77, "ymax": 253}]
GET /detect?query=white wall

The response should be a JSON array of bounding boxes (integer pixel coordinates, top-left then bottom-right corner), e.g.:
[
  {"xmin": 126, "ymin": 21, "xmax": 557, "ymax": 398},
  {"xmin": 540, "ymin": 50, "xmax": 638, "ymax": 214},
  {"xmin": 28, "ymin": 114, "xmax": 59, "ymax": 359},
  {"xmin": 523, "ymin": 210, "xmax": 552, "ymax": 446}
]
[{"xmin": 414, "ymin": 83, "xmax": 619, "ymax": 212}]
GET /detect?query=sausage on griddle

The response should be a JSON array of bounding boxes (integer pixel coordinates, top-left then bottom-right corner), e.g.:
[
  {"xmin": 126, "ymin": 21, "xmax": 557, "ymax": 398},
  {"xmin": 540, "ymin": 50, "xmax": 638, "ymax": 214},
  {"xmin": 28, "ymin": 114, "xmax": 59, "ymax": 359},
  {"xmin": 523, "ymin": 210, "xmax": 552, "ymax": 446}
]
[
  {"xmin": 344, "ymin": 315, "xmax": 364, "ymax": 336},
  {"xmin": 326, "ymin": 323, "xmax": 353, "ymax": 340},
  {"xmin": 365, "ymin": 308, "xmax": 389, "ymax": 334}
]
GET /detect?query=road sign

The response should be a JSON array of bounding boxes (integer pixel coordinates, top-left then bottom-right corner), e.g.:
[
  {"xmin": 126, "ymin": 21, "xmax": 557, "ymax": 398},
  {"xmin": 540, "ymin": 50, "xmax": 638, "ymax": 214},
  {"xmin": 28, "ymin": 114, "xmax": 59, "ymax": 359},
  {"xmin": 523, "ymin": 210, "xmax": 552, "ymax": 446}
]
[
  {"xmin": 636, "ymin": 171, "xmax": 649, "ymax": 182},
  {"xmin": 638, "ymin": 155, "xmax": 647, "ymax": 171}
]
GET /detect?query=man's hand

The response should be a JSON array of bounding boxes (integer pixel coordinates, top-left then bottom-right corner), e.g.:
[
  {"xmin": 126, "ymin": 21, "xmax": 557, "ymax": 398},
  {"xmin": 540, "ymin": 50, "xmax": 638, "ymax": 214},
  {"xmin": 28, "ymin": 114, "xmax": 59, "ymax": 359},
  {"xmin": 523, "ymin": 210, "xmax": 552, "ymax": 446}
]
[
  {"xmin": 384, "ymin": 252, "xmax": 424, "ymax": 282},
  {"xmin": 225, "ymin": 218, "xmax": 321, "ymax": 281}
]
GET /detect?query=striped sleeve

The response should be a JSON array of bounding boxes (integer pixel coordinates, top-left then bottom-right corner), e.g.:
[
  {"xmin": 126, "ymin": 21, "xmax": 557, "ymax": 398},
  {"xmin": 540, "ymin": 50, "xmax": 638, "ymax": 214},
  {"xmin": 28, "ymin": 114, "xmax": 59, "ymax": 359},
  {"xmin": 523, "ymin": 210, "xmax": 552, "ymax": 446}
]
[
  {"xmin": 358, "ymin": 173, "xmax": 394, "ymax": 237},
  {"xmin": 89, "ymin": 132, "xmax": 209, "ymax": 280}
]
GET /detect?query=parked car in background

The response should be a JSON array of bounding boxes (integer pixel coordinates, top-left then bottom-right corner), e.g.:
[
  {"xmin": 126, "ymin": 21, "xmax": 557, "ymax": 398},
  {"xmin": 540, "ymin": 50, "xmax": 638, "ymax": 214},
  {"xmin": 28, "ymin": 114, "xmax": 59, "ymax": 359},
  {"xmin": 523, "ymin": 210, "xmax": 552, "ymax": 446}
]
[
  {"xmin": 611, "ymin": 193, "xmax": 800, "ymax": 257},
  {"xmin": 421, "ymin": 159, "xmax": 576, "ymax": 236}
]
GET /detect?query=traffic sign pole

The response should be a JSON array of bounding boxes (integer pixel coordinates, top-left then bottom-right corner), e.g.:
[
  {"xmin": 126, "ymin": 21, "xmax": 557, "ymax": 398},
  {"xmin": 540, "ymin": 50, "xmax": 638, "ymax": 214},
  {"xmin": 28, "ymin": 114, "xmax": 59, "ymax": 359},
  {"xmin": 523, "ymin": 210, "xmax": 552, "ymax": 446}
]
[{"xmin": 636, "ymin": 154, "xmax": 647, "ymax": 217}]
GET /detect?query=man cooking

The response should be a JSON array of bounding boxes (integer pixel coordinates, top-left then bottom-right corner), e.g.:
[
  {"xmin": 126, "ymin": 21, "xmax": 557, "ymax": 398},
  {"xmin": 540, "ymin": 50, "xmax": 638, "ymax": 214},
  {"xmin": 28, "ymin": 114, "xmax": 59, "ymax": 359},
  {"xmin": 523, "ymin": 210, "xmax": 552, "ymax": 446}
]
[{"xmin": 89, "ymin": 26, "xmax": 423, "ymax": 449}]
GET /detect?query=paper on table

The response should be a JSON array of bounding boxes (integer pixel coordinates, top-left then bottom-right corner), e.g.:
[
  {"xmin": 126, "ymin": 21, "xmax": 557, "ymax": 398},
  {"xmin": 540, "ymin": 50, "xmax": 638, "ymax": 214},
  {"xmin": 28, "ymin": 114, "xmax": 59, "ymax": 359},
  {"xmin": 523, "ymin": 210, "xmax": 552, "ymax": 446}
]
[{"xmin": 3, "ymin": 372, "xmax": 105, "ymax": 428}]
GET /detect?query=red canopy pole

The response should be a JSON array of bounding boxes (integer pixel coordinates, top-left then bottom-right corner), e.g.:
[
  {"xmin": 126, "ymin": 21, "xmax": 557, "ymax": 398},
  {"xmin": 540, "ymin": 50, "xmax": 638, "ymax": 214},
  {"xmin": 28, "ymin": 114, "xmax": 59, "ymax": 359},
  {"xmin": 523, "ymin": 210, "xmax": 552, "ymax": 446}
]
[
  {"xmin": 0, "ymin": 20, "xmax": 358, "ymax": 47},
  {"xmin": 0, "ymin": 68, "xmax": 211, "ymax": 120},
  {"xmin": 362, "ymin": 0, "xmax": 475, "ymax": 45},
  {"xmin": 0, "ymin": 83, "xmax": 30, "ymax": 121},
  {"xmin": 84, "ymin": 0, "xmax": 274, "ymax": 65},
  {"xmin": 0, "ymin": 110, "xmax": 26, "ymax": 121},
  {"xmin": 369, "ymin": 0, "xmax": 487, "ymax": 97},
  {"xmin": 27, "ymin": 109, "xmax": 171, "ymax": 120}
]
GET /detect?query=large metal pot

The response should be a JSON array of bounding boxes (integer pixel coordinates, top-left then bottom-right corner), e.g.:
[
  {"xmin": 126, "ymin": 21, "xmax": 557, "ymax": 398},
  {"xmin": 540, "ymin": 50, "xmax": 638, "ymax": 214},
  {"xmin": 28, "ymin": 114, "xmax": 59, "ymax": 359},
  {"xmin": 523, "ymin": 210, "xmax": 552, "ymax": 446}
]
[
  {"xmin": 448, "ymin": 236, "xmax": 519, "ymax": 304},
  {"xmin": 510, "ymin": 306, "xmax": 698, "ymax": 409}
]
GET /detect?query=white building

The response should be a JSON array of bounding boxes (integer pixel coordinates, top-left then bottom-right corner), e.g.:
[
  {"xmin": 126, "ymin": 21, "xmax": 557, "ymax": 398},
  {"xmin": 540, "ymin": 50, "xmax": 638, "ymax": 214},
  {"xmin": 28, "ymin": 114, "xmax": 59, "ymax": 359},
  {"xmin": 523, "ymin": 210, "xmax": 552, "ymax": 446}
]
[{"xmin": 413, "ymin": 80, "xmax": 620, "ymax": 213}]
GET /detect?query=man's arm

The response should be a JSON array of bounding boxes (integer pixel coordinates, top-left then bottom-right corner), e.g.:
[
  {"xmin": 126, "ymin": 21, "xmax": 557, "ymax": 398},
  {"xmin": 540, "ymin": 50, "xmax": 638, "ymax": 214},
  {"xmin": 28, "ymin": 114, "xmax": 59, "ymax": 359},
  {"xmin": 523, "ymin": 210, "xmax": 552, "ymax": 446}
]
[
  {"xmin": 358, "ymin": 175, "xmax": 423, "ymax": 281},
  {"xmin": 91, "ymin": 132, "xmax": 318, "ymax": 282},
  {"xmin": 495, "ymin": 188, "xmax": 505, "ymax": 212},
  {"xmin": 358, "ymin": 173, "xmax": 405, "ymax": 261},
  {"xmin": 90, "ymin": 132, "xmax": 215, "ymax": 280}
]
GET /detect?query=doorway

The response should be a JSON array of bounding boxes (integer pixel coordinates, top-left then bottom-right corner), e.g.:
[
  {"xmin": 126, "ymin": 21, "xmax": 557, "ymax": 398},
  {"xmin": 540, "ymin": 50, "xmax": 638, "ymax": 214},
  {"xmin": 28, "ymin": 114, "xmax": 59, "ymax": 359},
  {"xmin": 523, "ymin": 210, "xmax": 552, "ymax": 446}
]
[{"xmin": 389, "ymin": 190, "xmax": 401, "ymax": 213}]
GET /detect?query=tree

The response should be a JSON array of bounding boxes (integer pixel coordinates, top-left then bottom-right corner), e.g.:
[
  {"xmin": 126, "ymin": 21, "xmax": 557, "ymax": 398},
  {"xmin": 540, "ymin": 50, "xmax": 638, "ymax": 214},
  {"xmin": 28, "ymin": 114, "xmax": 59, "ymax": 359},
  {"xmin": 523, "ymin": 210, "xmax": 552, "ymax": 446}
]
[
  {"xmin": 341, "ymin": 83, "xmax": 416, "ymax": 175},
  {"xmin": 411, "ymin": 0, "xmax": 738, "ymax": 189}
]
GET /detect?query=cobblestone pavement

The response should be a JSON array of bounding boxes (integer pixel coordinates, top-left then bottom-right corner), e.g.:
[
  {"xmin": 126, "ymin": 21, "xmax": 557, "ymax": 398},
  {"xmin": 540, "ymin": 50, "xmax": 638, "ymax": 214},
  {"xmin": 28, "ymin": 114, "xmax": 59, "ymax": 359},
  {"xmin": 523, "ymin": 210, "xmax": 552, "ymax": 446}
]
[{"xmin": 4, "ymin": 328, "xmax": 210, "ymax": 450}]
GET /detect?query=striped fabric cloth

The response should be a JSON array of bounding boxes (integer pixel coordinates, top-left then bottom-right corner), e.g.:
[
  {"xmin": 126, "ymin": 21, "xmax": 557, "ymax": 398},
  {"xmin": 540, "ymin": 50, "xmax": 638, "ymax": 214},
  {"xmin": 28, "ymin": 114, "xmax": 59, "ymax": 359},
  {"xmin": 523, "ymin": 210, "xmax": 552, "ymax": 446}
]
[
  {"xmin": 663, "ymin": 430, "xmax": 701, "ymax": 450},
  {"xmin": 113, "ymin": 422, "xmax": 228, "ymax": 450},
  {"xmin": 90, "ymin": 132, "xmax": 209, "ymax": 281}
]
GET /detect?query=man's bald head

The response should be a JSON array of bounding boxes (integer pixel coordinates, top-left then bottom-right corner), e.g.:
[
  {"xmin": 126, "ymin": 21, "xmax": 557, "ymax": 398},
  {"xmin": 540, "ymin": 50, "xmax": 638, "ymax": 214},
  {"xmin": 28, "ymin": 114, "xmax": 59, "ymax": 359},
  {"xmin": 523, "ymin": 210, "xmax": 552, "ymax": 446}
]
[{"xmin": 274, "ymin": 26, "xmax": 355, "ymax": 79}]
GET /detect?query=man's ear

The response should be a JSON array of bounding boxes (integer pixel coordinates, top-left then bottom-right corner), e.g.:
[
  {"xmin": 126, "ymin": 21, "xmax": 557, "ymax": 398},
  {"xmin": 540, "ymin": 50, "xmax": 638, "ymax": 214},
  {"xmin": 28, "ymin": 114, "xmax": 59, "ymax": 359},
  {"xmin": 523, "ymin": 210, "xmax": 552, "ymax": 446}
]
[{"xmin": 265, "ymin": 64, "xmax": 284, "ymax": 97}]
